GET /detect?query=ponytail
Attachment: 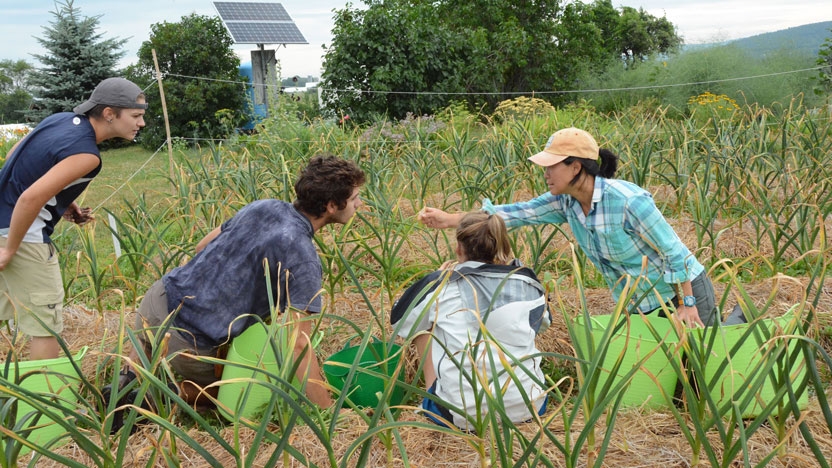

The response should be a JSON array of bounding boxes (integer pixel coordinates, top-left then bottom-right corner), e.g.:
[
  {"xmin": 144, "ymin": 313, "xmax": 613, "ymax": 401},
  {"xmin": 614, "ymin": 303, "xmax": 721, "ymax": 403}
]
[
  {"xmin": 597, "ymin": 148, "xmax": 619, "ymax": 178},
  {"xmin": 563, "ymin": 148, "xmax": 619, "ymax": 185},
  {"xmin": 456, "ymin": 212, "xmax": 512, "ymax": 265}
]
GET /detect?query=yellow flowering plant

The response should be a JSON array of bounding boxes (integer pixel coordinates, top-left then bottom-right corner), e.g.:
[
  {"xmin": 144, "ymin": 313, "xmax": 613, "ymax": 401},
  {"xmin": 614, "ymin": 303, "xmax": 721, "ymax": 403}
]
[{"xmin": 687, "ymin": 91, "xmax": 740, "ymax": 125}]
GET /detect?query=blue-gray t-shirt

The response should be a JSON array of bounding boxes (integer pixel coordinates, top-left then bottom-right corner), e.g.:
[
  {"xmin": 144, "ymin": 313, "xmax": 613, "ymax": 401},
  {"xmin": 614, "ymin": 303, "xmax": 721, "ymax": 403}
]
[{"xmin": 163, "ymin": 200, "xmax": 323, "ymax": 348}]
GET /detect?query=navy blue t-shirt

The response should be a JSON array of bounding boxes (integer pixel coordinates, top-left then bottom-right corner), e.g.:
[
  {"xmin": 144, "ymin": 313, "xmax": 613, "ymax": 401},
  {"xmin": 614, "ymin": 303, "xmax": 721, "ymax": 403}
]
[
  {"xmin": 163, "ymin": 200, "xmax": 324, "ymax": 348},
  {"xmin": 0, "ymin": 113, "xmax": 101, "ymax": 243}
]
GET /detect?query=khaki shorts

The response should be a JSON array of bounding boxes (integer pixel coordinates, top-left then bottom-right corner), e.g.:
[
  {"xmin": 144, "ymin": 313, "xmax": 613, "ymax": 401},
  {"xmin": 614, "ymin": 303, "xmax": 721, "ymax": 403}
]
[
  {"xmin": 0, "ymin": 238, "xmax": 64, "ymax": 337},
  {"xmin": 137, "ymin": 280, "xmax": 219, "ymax": 386}
]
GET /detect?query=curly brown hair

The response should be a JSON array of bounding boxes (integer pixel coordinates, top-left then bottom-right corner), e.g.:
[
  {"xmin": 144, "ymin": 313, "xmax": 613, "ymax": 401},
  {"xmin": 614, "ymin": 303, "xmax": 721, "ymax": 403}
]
[{"xmin": 293, "ymin": 155, "xmax": 366, "ymax": 217}]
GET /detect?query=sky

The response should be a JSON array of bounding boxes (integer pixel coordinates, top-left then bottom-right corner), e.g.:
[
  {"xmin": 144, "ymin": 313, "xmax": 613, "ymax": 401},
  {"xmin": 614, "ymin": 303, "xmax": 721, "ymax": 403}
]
[{"xmin": 2, "ymin": 0, "xmax": 831, "ymax": 79}]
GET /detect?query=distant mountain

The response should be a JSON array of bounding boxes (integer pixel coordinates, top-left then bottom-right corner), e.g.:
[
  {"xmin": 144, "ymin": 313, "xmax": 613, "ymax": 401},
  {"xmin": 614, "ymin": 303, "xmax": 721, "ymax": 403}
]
[{"xmin": 684, "ymin": 21, "xmax": 832, "ymax": 58}]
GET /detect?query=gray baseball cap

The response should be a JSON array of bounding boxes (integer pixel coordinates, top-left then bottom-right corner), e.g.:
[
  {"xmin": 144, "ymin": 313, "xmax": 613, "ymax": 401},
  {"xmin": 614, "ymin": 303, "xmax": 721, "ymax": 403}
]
[{"xmin": 73, "ymin": 78, "xmax": 148, "ymax": 115}]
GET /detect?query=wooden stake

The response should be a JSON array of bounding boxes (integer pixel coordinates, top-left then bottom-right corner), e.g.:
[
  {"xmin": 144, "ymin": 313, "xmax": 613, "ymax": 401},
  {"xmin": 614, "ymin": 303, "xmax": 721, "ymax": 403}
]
[{"xmin": 151, "ymin": 49, "xmax": 175, "ymax": 185}]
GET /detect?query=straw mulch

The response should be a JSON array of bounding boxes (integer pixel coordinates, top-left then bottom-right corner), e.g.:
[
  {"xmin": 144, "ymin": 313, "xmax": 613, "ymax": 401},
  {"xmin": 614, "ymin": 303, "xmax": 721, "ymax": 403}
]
[
  {"xmin": 166, "ymin": 400, "xmax": 830, "ymax": 468},
  {"xmin": 32, "ymin": 393, "xmax": 832, "ymax": 467},
  {"xmin": 4, "ymin": 270, "xmax": 828, "ymax": 467}
]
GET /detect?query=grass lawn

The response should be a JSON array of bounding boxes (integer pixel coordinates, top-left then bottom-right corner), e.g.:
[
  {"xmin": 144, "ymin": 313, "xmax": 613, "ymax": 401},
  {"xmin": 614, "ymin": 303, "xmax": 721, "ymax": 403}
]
[{"xmin": 76, "ymin": 144, "xmax": 174, "ymax": 212}]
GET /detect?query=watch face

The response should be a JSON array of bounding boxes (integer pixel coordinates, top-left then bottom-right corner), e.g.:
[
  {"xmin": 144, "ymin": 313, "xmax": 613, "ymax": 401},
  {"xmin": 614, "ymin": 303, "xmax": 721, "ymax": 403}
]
[{"xmin": 683, "ymin": 296, "xmax": 696, "ymax": 307}]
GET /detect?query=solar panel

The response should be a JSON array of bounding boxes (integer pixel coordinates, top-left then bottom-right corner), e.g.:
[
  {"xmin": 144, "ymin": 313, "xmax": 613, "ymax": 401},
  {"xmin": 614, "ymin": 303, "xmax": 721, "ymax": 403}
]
[
  {"xmin": 213, "ymin": 2, "xmax": 308, "ymax": 44},
  {"xmin": 215, "ymin": 2, "xmax": 292, "ymax": 21},
  {"xmin": 224, "ymin": 22, "xmax": 307, "ymax": 44}
]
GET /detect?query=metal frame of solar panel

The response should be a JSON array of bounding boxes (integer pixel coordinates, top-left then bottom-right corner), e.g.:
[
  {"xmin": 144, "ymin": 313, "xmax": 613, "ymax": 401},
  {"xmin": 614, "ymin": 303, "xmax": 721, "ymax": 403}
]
[{"xmin": 214, "ymin": 2, "xmax": 308, "ymax": 44}]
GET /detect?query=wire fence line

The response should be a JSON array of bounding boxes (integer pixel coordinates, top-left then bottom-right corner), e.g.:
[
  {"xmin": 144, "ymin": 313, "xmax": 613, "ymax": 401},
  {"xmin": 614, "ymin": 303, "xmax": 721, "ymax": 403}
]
[
  {"xmin": 84, "ymin": 107, "xmax": 831, "ymax": 226},
  {"xmin": 160, "ymin": 65, "xmax": 825, "ymax": 96},
  {"xmin": 139, "ymin": 62, "xmax": 829, "ymax": 149}
]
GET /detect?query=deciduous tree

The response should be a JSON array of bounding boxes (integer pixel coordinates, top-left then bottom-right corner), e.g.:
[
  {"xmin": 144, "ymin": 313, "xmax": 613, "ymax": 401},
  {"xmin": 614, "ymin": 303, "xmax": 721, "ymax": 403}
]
[
  {"xmin": 126, "ymin": 13, "xmax": 246, "ymax": 150},
  {"xmin": 612, "ymin": 5, "xmax": 681, "ymax": 67},
  {"xmin": 321, "ymin": 1, "xmax": 469, "ymax": 122},
  {"xmin": 321, "ymin": 0, "xmax": 681, "ymax": 122},
  {"xmin": 0, "ymin": 60, "xmax": 34, "ymax": 123}
]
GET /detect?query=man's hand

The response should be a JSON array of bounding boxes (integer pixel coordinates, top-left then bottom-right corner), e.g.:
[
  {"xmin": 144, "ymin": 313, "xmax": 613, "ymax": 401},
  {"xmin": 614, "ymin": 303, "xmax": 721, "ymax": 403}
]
[
  {"xmin": 63, "ymin": 204, "xmax": 94, "ymax": 225},
  {"xmin": 0, "ymin": 247, "xmax": 14, "ymax": 271},
  {"xmin": 418, "ymin": 207, "xmax": 460, "ymax": 229}
]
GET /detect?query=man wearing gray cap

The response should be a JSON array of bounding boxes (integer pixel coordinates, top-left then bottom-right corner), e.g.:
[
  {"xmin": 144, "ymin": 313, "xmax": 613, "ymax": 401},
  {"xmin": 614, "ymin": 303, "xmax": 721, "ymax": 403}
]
[{"xmin": 0, "ymin": 77, "xmax": 147, "ymax": 360}]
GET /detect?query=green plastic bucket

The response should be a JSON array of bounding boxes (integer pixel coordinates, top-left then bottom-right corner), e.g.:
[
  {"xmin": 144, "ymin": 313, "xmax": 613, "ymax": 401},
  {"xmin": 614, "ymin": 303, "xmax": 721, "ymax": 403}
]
[
  {"xmin": 1, "ymin": 347, "xmax": 87, "ymax": 455},
  {"xmin": 572, "ymin": 314, "xmax": 680, "ymax": 410},
  {"xmin": 692, "ymin": 310, "xmax": 808, "ymax": 418},
  {"xmin": 217, "ymin": 323, "xmax": 297, "ymax": 421},
  {"xmin": 322, "ymin": 340, "xmax": 405, "ymax": 408}
]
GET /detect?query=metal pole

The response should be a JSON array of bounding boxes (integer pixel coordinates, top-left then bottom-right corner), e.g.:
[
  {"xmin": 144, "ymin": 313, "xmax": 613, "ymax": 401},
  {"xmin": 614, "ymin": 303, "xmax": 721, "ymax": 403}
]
[{"xmin": 259, "ymin": 43, "xmax": 268, "ymax": 114}]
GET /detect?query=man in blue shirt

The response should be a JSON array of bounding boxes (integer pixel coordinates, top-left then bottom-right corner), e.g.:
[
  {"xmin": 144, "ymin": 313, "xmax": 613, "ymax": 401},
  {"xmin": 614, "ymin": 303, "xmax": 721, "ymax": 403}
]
[{"xmin": 131, "ymin": 155, "xmax": 365, "ymax": 408}]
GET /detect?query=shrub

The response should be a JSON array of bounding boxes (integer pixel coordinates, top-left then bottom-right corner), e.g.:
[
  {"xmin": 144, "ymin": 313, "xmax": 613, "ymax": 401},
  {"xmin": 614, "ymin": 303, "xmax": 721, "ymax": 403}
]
[{"xmin": 493, "ymin": 96, "xmax": 556, "ymax": 123}]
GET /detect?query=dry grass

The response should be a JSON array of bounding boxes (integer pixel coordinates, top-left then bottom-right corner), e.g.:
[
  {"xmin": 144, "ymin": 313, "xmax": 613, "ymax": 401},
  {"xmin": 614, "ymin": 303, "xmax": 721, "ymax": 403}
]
[
  {"xmin": 5, "ymin": 272, "xmax": 830, "ymax": 467},
  {"xmin": 26, "ymin": 385, "xmax": 832, "ymax": 468}
]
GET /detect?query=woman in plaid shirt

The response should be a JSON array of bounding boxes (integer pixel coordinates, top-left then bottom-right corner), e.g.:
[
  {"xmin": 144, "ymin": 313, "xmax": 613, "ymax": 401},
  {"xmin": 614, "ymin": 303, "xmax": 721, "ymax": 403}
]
[{"xmin": 419, "ymin": 127, "xmax": 717, "ymax": 328}]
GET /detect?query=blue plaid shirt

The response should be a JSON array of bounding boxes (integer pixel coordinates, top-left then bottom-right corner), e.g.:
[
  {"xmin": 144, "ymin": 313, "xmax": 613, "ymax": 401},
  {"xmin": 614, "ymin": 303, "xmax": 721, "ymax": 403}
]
[{"xmin": 482, "ymin": 177, "xmax": 704, "ymax": 313}]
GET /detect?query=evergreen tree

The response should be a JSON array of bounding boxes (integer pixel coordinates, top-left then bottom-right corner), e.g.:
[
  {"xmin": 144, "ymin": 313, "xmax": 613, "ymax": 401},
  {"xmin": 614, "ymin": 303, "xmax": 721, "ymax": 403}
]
[{"xmin": 26, "ymin": 0, "xmax": 126, "ymax": 122}]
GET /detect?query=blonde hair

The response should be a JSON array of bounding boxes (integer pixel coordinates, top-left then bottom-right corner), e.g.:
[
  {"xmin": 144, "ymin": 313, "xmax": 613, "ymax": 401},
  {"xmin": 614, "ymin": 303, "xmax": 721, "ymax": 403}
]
[{"xmin": 456, "ymin": 212, "xmax": 512, "ymax": 265}]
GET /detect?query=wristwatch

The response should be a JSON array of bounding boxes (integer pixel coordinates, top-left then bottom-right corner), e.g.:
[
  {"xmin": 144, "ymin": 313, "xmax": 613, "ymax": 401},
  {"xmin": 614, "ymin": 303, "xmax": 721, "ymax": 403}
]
[{"xmin": 683, "ymin": 295, "xmax": 697, "ymax": 307}]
